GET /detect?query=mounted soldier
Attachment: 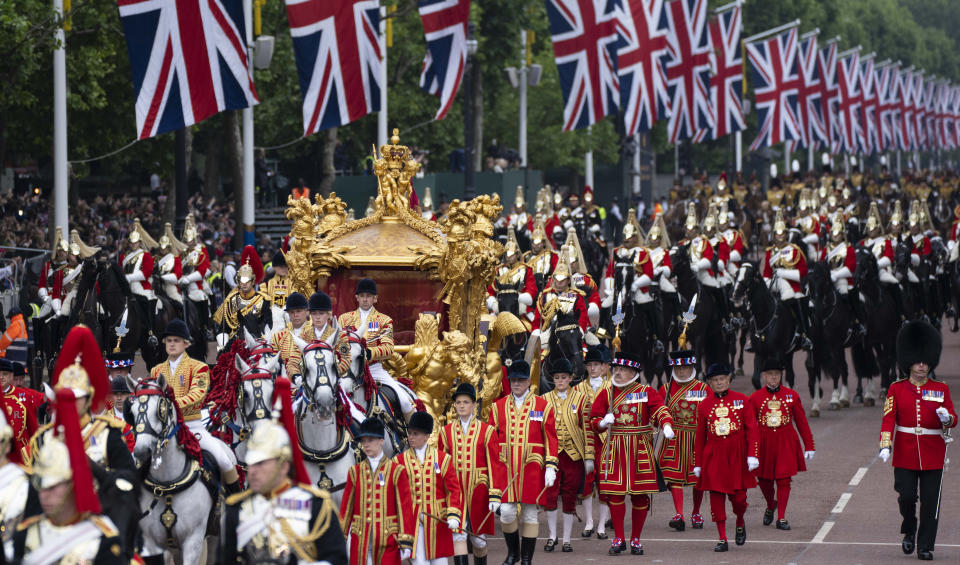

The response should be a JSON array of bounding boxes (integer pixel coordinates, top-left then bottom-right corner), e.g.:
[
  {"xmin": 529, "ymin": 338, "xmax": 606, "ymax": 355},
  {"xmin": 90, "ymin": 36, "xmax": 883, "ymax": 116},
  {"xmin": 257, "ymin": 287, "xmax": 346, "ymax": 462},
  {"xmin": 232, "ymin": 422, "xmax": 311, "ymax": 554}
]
[
  {"xmin": 487, "ymin": 229, "xmax": 537, "ymax": 327},
  {"xmin": 263, "ymin": 250, "xmax": 292, "ymax": 309},
  {"xmin": 562, "ymin": 227, "xmax": 601, "ymax": 328},
  {"xmin": 36, "ymin": 227, "xmax": 68, "ymax": 319},
  {"xmin": 179, "ymin": 213, "xmax": 214, "ymax": 339},
  {"xmin": 523, "ymin": 217, "xmax": 559, "ymax": 294},
  {"xmin": 820, "ymin": 212, "xmax": 867, "ymax": 337},
  {"xmin": 58, "ymin": 230, "xmax": 98, "ymax": 321},
  {"xmin": 601, "ymin": 209, "xmax": 643, "ymax": 314},
  {"xmin": 213, "ymin": 245, "xmax": 269, "ymax": 349},
  {"xmin": 532, "ymin": 248, "xmax": 593, "ymax": 386},
  {"xmin": 905, "ymin": 201, "xmax": 933, "ymax": 319},
  {"xmin": 859, "ymin": 202, "xmax": 906, "ymax": 319},
  {"xmin": 120, "ymin": 218, "xmax": 159, "ymax": 342},
  {"xmin": 155, "ymin": 222, "xmax": 185, "ymax": 316},
  {"xmin": 682, "ymin": 203, "xmax": 733, "ymax": 335},
  {"xmin": 762, "ymin": 210, "xmax": 813, "ymax": 350}
]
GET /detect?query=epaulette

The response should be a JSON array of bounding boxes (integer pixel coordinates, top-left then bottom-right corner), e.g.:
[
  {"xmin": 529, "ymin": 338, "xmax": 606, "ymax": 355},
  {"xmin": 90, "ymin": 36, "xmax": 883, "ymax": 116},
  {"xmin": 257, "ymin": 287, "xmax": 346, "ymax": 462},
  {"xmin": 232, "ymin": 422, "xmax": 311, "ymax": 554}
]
[
  {"xmin": 225, "ymin": 489, "xmax": 255, "ymax": 506},
  {"xmin": 298, "ymin": 484, "xmax": 332, "ymax": 501},
  {"xmin": 90, "ymin": 515, "xmax": 119, "ymax": 537},
  {"xmin": 16, "ymin": 515, "xmax": 43, "ymax": 532},
  {"xmin": 94, "ymin": 414, "xmax": 125, "ymax": 430}
]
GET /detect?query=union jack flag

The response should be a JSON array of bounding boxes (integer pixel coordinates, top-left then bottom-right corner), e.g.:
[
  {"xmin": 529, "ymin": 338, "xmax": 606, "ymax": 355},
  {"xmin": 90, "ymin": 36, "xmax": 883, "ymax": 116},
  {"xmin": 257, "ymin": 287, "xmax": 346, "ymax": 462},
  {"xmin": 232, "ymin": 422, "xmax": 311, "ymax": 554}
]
[
  {"xmin": 794, "ymin": 34, "xmax": 827, "ymax": 149},
  {"xmin": 913, "ymin": 73, "xmax": 928, "ymax": 150},
  {"xmin": 418, "ymin": 0, "xmax": 471, "ymax": 120},
  {"xmin": 950, "ymin": 85, "xmax": 960, "ymax": 149},
  {"xmin": 875, "ymin": 62, "xmax": 897, "ymax": 152},
  {"xmin": 859, "ymin": 57, "xmax": 879, "ymax": 154},
  {"xmin": 285, "ymin": 0, "xmax": 383, "ymax": 135},
  {"xmin": 836, "ymin": 51, "xmax": 863, "ymax": 154},
  {"xmin": 746, "ymin": 28, "xmax": 801, "ymax": 151},
  {"xmin": 546, "ymin": 0, "xmax": 623, "ymax": 131},
  {"xmin": 898, "ymin": 68, "xmax": 918, "ymax": 151},
  {"xmin": 692, "ymin": 5, "xmax": 744, "ymax": 143},
  {"xmin": 117, "ymin": 0, "xmax": 259, "ymax": 140},
  {"xmin": 617, "ymin": 0, "xmax": 671, "ymax": 135},
  {"xmin": 816, "ymin": 41, "xmax": 841, "ymax": 153},
  {"xmin": 663, "ymin": 0, "xmax": 713, "ymax": 143},
  {"xmin": 923, "ymin": 79, "xmax": 939, "ymax": 149}
]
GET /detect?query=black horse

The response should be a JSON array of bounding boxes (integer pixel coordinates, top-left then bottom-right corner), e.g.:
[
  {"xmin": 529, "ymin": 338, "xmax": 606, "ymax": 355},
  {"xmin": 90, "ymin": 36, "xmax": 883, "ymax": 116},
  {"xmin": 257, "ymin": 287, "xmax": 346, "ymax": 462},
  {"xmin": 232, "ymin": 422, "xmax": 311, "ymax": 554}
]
[
  {"xmin": 670, "ymin": 245, "xmax": 729, "ymax": 370},
  {"xmin": 853, "ymin": 249, "xmax": 900, "ymax": 396},
  {"xmin": 605, "ymin": 259, "xmax": 666, "ymax": 387},
  {"xmin": 805, "ymin": 262, "xmax": 856, "ymax": 414}
]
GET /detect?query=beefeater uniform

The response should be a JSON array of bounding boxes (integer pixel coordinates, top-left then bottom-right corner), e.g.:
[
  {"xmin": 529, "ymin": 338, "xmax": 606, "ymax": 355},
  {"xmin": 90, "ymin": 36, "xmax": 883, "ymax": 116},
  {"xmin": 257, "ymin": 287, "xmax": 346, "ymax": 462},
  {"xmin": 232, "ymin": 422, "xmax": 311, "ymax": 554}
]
[
  {"xmin": 340, "ymin": 456, "xmax": 416, "ymax": 565},
  {"xmin": 542, "ymin": 385, "xmax": 595, "ymax": 516},
  {"xmin": 694, "ymin": 387, "xmax": 759, "ymax": 544},
  {"xmin": 748, "ymin": 383, "xmax": 814, "ymax": 524},
  {"xmin": 879, "ymin": 321, "xmax": 957, "ymax": 558},
  {"xmin": 396, "ymin": 445, "xmax": 464, "ymax": 564}
]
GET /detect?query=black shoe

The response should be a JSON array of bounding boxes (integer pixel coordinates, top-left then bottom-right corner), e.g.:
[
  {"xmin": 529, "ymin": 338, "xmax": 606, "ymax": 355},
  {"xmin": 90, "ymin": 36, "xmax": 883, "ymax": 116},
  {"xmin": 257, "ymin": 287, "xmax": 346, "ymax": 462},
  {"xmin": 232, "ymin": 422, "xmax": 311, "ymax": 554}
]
[
  {"xmin": 669, "ymin": 513, "xmax": 685, "ymax": 531},
  {"xmin": 630, "ymin": 538, "xmax": 644, "ymax": 555},
  {"xmin": 903, "ymin": 533, "xmax": 916, "ymax": 555},
  {"xmin": 596, "ymin": 531, "xmax": 608, "ymax": 540},
  {"xmin": 581, "ymin": 528, "xmax": 594, "ymax": 538},
  {"xmin": 609, "ymin": 538, "xmax": 627, "ymax": 555},
  {"xmin": 605, "ymin": 519, "xmax": 613, "ymax": 529},
  {"xmin": 520, "ymin": 537, "xmax": 536, "ymax": 565},
  {"xmin": 917, "ymin": 549, "xmax": 933, "ymax": 560},
  {"xmin": 544, "ymin": 538, "xmax": 557, "ymax": 552},
  {"xmin": 763, "ymin": 508, "xmax": 775, "ymax": 526},
  {"xmin": 735, "ymin": 526, "xmax": 746, "ymax": 546},
  {"xmin": 562, "ymin": 542, "xmax": 573, "ymax": 553},
  {"xmin": 714, "ymin": 541, "xmax": 728, "ymax": 552},
  {"xmin": 502, "ymin": 531, "xmax": 520, "ymax": 565},
  {"xmin": 775, "ymin": 519, "xmax": 791, "ymax": 531}
]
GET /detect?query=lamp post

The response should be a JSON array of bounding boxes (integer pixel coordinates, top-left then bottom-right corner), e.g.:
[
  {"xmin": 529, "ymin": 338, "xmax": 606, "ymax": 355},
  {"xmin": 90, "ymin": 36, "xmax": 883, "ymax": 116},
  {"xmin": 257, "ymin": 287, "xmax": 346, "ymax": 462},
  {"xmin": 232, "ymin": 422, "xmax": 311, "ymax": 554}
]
[{"xmin": 463, "ymin": 23, "xmax": 478, "ymax": 199}]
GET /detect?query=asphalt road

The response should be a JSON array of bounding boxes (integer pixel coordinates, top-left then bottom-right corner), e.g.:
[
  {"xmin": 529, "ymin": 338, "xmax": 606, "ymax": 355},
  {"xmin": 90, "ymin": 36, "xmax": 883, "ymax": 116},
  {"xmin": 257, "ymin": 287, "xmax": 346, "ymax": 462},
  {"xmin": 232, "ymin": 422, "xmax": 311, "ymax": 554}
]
[{"xmin": 476, "ymin": 333, "xmax": 960, "ymax": 565}]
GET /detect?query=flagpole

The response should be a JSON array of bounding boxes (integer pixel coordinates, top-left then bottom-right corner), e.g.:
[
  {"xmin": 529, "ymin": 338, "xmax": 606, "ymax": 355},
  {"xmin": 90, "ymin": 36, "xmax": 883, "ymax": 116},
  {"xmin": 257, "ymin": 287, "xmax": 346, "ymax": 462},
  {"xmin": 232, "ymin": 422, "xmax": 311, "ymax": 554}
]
[
  {"xmin": 713, "ymin": 0, "xmax": 743, "ymax": 14},
  {"xmin": 633, "ymin": 132, "xmax": 641, "ymax": 196},
  {"xmin": 735, "ymin": 131, "xmax": 742, "ymax": 173},
  {"xmin": 585, "ymin": 125, "xmax": 594, "ymax": 191},
  {"xmin": 743, "ymin": 19, "xmax": 800, "ymax": 44},
  {"xmin": 242, "ymin": 0, "xmax": 255, "ymax": 245},
  {"xmin": 808, "ymin": 142, "xmax": 814, "ymax": 171},
  {"xmin": 519, "ymin": 30, "xmax": 528, "ymax": 168},
  {"xmin": 53, "ymin": 0, "xmax": 68, "ymax": 235},
  {"xmin": 378, "ymin": 4, "xmax": 388, "ymax": 149}
]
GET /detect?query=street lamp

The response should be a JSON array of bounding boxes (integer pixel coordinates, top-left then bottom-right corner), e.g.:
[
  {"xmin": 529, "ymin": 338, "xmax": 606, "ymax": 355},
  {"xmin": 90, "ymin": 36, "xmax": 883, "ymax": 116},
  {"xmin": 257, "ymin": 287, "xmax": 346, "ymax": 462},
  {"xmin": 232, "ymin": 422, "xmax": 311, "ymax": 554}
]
[
  {"xmin": 463, "ymin": 23, "xmax": 478, "ymax": 199},
  {"xmin": 504, "ymin": 30, "xmax": 543, "ymax": 169}
]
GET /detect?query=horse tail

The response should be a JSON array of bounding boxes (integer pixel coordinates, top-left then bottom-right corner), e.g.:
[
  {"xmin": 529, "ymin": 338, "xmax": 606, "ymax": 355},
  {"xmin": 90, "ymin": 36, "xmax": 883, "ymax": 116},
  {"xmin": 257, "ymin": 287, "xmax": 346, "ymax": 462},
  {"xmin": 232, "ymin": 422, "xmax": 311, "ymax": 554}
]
[{"xmin": 851, "ymin": 341, "xmax": 878, "ymax": 379}]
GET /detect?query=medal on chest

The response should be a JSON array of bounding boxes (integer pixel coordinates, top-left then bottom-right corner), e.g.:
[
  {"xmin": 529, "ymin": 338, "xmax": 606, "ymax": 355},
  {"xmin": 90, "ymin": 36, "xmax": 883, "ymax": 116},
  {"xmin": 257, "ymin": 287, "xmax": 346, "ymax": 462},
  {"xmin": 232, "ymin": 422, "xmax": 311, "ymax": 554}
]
[
  {"xmin": 765, "ymin": 399, "xmax": 783, "ymax": 427},
  {"xmin": 714, "ymin": 405, "xmax": 732, "ymax": 436}
]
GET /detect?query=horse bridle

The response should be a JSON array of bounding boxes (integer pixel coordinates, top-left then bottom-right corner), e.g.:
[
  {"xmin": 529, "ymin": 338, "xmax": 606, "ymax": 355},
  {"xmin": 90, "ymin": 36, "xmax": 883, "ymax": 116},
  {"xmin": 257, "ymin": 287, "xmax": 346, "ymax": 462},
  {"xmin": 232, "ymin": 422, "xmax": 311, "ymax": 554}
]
[
  {"xmin": 299, "ymin": 335, "xmax": 341, "ymax": 410},
  {"xmin": 237, "ymin": 343, "xmax": 279, "ymax": 426},
  {"xmin": 133, "ymin": 382, "xmax": 178, "ymax": 465}
]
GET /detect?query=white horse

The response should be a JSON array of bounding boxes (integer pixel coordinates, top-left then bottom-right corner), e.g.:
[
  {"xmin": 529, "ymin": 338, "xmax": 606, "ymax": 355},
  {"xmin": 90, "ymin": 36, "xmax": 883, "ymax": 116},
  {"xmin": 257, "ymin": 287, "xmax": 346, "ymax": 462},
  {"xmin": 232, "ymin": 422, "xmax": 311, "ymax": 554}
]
[
  {"xmin": 338, "ymin": 326, "xmax": 419, "ymax": 428},
  {"xmin": 230, "ymin": 328, "xmax": 283, "ymax": 467},
  {"xmin": 126, "ymin": 375, "xmax": 215, "ymax": 565}
]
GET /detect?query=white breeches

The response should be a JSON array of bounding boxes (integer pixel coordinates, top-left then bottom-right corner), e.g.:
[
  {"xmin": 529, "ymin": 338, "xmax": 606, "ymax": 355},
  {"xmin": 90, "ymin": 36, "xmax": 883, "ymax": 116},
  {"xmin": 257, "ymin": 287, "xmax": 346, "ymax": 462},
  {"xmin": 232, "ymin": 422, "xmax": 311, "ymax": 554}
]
[
  {"xmin": 452, "ymin": 532, "xmax": 486, "ymax": 549},
  {"xmin": 369, "ymin": 363, "xmax": 415, "ymax": 415},
  {"xmin": 773, "ymin": 277, "xmax": 801, "ymax": 301},
  {"xmin": 696, "ymin": 272, "xmax": 719, "ymax": 288},
  {"xmin": 834, "ymin": 279, "xmax": 850, "ymax": 295},
  {"xmin": 186, "ymin": 420, "xmax": 237, "ymax": 473},
  {"xmin": 657, "ymin": 278, "xmax": 677, "ymax": 293},
  {"xmin": 907, "ymin": 270, "xmax": 920, "ymax": 284},
  {"xmin": 879, "ymin": 269, "xmax": 899, "ymax": 285},
  {"xmin": 130, "ymin": 281, "xmax": 156, "ymax": 300},
  {"xmin": 500, "ymin": 503, "xmax": 539, "ymax": 526},
  {"xmin": 162, "ymin": 284, "xmax": 183, "ymax": 304},
  {"xmin": 412, "ymin": 523, "xmax": 448, "ymax": 565},
  {"xmin": 60, "ymin": 290, "xmax": 77, "ymax": 317}
]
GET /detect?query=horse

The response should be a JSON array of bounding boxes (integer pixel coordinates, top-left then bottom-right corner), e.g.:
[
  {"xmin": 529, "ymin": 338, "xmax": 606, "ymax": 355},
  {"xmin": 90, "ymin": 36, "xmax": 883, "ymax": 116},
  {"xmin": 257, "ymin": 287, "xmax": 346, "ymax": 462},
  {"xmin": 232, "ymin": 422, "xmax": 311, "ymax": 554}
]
[
  {"xmin": 293, "ymin": 328, "xmax": 361, "ymax": 508},
  {"xmin": 670, "ymin": 245, "xmax": 728, "ymax": 369},
  {"xmin": 606, "ymin": 257, "xmax": 663, "ymax": 387},
  {"xmin": 853, "ymin": 249, "xmax": 900, "ymax": 397},
  {"xmin": 126, "ymin": 375, "xmax": 216, "ymax": 565},
  {"xmin": 230, "ymin": 330, "xmax": 283, "ymax": 469},
  {"xmin": 730, "ymin": 262, "xmax": 800, "ymax": 395},
  {"xmin": 805, "ymin": 262, "xmax": 855, "ymax": 414}
]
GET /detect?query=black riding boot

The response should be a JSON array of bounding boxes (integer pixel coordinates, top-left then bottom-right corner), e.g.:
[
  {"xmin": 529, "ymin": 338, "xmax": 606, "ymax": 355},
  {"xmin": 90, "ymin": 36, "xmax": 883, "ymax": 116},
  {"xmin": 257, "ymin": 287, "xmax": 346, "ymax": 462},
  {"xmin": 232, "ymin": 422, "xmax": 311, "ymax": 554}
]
[
  {"xmin": 642, "ymin": 304, "xmax": 664, "ymax": 354},
  {"xmin": 520, "ymin": 536, "xmax": 537, "ymax": 565},
  {"xmin": 502, "ymin": 531, "xmax": 520, "ymax": 565},
  {"xmin": 715, "ymin": 287, "xmax": 733, "ymax": 334},
  {"xmin": 791, "ymin": 299, "xmax": 813, "ymax": 350},
  {"xmin": 224, "ymin": 479, "xmax": 243, "ymax": 495},
  {"xmin": 846, "ymin": 291, "xmax": 867, "ymax": 339},
  {"xmin": 454, "ymin": 556, "xmax": 471, "ymax": 565},
  {"xmin": 146, "ymin": 298, "xmax": 159, "ymax": 348}
]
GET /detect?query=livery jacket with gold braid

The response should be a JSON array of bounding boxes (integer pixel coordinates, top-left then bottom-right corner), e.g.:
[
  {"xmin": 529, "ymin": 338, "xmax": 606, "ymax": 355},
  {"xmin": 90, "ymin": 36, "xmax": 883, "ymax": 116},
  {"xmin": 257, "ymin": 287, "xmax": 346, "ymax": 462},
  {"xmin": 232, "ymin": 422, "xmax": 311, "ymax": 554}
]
[
  {"xmin": 438, "ymin": 417, "xmax": 505, "ymax": 536},
  {"xmin": 269, "ymin": 325, "xmax": 304, "ymax": 379},
  {"xmin": 263, "ymin": 274, "xmax": 292, "ymax": 309},
  {"xmin": 488, "ymin": 392, "xmax": 559, "ymax": 505},
  {"xmin": 222, "ymin": 481, "xmax": 347, "ymax": 565},
  {"xmin": 340, "ymin": 458, "xmax": 415, "ymax": 564},
  {"xmin": 149, "ymin": 355, "xmax": 210, "ymax": 422},
  {"xmin": 14, "ymin": 514, "xmax": 124, "ymax": 565},
  {"xmin": 542, "ymin": 388, "xmax": 595, "ymax": 462},
  {"xmin": 299, "ymin": 323, "xmax": 351, "ymax": 375},
  {"xmin": 337, "ymin": 308, "xmax": 394, "ymax": 362},
  {"xmin": 30, "ymin": 414, "xmax": 135, "ymax": 475},
  {"xmin": 396, "ymin": 447, "xmax": 464, "ymax": 560},
  {"xmin": 1, "ymin": 387, "xmax": 37, "ymax": 466}
]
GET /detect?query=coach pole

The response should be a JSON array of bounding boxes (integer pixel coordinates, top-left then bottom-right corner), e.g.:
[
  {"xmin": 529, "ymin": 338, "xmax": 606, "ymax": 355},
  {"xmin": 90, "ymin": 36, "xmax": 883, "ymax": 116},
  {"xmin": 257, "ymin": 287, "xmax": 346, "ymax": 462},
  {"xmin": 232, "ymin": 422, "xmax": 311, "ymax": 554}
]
[{"xmin": 53, "ymin": 0, "xmax": 68, "ymax": 235}]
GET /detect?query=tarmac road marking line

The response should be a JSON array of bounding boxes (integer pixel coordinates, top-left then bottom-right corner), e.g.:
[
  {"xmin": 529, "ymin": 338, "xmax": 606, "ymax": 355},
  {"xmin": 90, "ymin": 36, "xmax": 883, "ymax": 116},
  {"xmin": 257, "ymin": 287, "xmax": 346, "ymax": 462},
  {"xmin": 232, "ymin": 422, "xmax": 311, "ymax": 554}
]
[
  {"xmin": 811, "ymin": 521, "xmax": 835, "ymax": 543},
  {"xmin": 484, "ymin": 536, "xmax": 960, "ymax": 547},
  {"xmin": 831, "ymin": 492, "xmax": 853, "ymax": 514},
  {"xmin": 848, "ymin": 467, "xmax": 868, "ymax": 486}
]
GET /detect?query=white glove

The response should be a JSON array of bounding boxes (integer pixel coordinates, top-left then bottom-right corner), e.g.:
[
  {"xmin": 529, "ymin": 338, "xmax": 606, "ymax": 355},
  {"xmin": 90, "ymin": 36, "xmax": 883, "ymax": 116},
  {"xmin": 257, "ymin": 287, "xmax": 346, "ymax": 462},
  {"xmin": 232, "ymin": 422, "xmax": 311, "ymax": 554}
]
[
  {"xmin": 584, "ymin": 460, "xmax": 595, "ymax": 475},
  {"xmin": 37, "ymin": 287, "xmax": 49, "ymax": 300},
  {"xmin": 804, "ymin": 451, "xmax": 815, "ymax": 461},
  {"xmin": 662, "ymin": 423, "xmax": 675, "ymax": 439},
  {"xmin": 599, "ymin": 413, "xmax": 615, "ymax": 430},
  {"xmin": 545, "ymin": 467, "xmax": 557, "ymax": 487},
  {"xmin": 693, "ymin": 466, "xmax": 701, "ymax": 477},
  {"xmin": 747, "ymin": 456, "xmax": 760, "ymax": 471},
  {"xmin": 601, "ymin": 293, "xmax": 614, "ymax": 308},
  {"xmin": 161, "ymin": 273, "xmax": 179, "ymax": 284},
  {"xmin": 126, "ymin": 271, "xmax": 145, "ymax": 283},
  {"xmin": 400, "ymin": 548, "xmax": 412, "ymax": 561},
  {"xmin": 879, "ymin": 448, "xmax": 891, "ymax": 462},
  {"xmin": 488, "ymin": 501, "xmax": 500, "ymax": 513},
  {"xmin": 447, "ymin": 518, "xmax": 460, "ymax": 531},
  {"xmin": 52, "ymin": 298, "xmax": 62, "ymax": 313},
  {"xmin": 937, "ymin": 406, "xmax": 951, "ymax": 424},
  {"xmin": 584, "ymin": 330, "xmax": 600, "ymax": 346},
  {"xmin": 485, "ymin": 295, "xmax": 498, "ymax": 314}
]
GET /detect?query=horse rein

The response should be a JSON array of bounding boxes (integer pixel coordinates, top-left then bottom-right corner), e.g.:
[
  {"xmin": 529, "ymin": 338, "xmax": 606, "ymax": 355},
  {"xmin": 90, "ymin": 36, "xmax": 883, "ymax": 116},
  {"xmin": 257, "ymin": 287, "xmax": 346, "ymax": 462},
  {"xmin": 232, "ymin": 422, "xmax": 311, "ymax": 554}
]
[{"xmin": 132, "ymin": 382, "xmax": 178, "ymax": 469}]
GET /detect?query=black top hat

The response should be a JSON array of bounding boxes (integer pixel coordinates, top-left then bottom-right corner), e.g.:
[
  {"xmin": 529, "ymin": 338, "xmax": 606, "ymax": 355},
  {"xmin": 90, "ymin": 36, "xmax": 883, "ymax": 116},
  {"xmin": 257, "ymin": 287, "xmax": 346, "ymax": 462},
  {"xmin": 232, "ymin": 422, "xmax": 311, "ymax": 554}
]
[
  {"xmin": 408, "ymin": 411, "xmax": 434, "ymax": 435},
  {"xmin": 272, "ymin": 250, "xmax": 287, "ymax": 268},
  {"xmin": 160, "ymin": 319, "xmax": 192, "ymax": 341},
  {"xmin": 356, "ymin": 417, "xmax": 385, "ymax": 439},
  {"xmin": 758, "ymin": 357, "xmax": 786, "ymax": 373},
  {"xmin": 111, "ymin": 376, "xmax": 131, "ymax": 394},
  {"xmin": 584, "ymin": 347, "xmax": 605, "ymax": 364},
  {"xmin": 507, "ymin": 360, "xmax": 531, "ymax": 379},
  {"xmin": 105, "ymin": 351, "xmax": 135, "ymax": 370},
  {"xmin": 285, "ymin": 292, "xmax": 308, "ymax": 311},
  {"xmin": 0, "ymin": 359, "xmax": 13, "ymax": 373},
  {"xmin": 705, "ymin": 362, "xmax": 733, "ymax": 379},
  {"xmin": 896, "ymin": 320, "xmax": 942, "ymax": 373},
  {"xmin": 668, "ymin": 350, "xmax": 697, "ymax": 367},
  {"xmin": 550, "ymin": 358, "xmax": 574, "ymax": 375},
  {"xmin": 11, "ymin": 362, "xmax": 25, "ymax": 377},
  {"xmin": 308, "ymin": 292, "xmax": 332, "ymax": 312},
  {"xmin": 597, "ymin": 344, "xmax": 612, "ymax": 363},
  {"xmin": 452, "ymin": 383, "xmax": 477, "ymax": 402},
  {"xmin": 355, "ymin": 278, "xmax": 378, "ymax": 295},
  {"xmin": 611, "ymin": 351, "xmax": 642, "ymax": 370}
]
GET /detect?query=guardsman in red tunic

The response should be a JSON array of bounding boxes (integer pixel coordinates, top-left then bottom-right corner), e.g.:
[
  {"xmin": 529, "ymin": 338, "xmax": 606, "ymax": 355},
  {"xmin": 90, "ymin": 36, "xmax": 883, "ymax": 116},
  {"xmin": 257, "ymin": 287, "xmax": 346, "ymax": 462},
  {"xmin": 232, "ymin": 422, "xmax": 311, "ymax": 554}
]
[
  {"xmin": 601, "ymin": 210, "xmax": 643, "ymax": 313},
  {"xmin": 489, "ymin": 360, "xmax": 559, "ymax": 565},
  {"xmin": 439, "ymin": 383, "xmax": 505, "ymax": 565},
  {"xmin": 37, "ymin": 227, "xmax": 69, "ymax": 319},
  {"xmin": 487, "ymin": 229, "xmax": 538, "ymax": 326},
  {"xmin": 523, "ymin": 218, "xmax": 559, "ymax": 294},
  {"xmin": 763, "ymin": 209, "xmax": 813, "ymax": 350},
  {"xmin": 541, "ymin": 358, "xmax": 595, "ymax": 553},
  {"xmin": 590, "ymin": 351, "xmax": 674, "ymax": 556},
  {"xmin": 341, "ymin": 418, "xmax": 416, "ymax": 565},
  {"xmin": 574, "ymin": 346, "xmax": 612, "ymax": 539},
  {"xmin": 694, "ymin": 363, "xmax": 759, "ymax": 552},
  {"xmin": 748, "ymin": 358, "xmax": 815, "ymax": 531},
  {"xmin": 563, "ymin": 228, "xmax": 602, "ymax": 327},
  {"xmin": 0, "ymin": 358, "xmax": 36, "ymax": 465},
  {"xmin": 879, "ymin": 321, "xmax": 957, "ymax": 561},
  {"xmin": 658, "ymin": 349, "xmax": 709, "ymax": 531},
  {"xmin": 396, "ymin": 412, "xmax": 464, "ymax": 565}
]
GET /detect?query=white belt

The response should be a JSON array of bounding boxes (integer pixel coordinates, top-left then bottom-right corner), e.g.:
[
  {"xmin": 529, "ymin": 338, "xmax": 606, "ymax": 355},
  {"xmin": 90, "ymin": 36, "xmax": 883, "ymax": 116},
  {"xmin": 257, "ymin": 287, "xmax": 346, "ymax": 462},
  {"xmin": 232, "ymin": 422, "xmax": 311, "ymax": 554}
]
[{"xmin": 896, "ymin": 425, "xmax": 942, "ymax": 436}]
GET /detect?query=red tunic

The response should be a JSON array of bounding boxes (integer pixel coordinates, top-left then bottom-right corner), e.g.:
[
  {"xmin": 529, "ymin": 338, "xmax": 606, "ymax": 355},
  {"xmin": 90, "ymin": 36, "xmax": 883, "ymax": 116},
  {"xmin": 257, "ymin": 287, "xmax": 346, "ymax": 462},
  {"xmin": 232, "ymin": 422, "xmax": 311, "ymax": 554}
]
[
  {"xmin": 438, "ymin": 418, "xmax": 505, "ymax": 535},
  {"xmin": 820, "ymin": 243, "xmax": 857, "ymax": 287},
  {"xmin": 396, "ymin": 447, "xmax": 463, "ymax": 560},
  {"xmin": 589, "ymin": 382, "xmax": 673, "ymax": 496},
  {"xmin": 488, "ymin": 393, "xmax": 559, "ymax": 505},
  {"xmin": 1, "ymin": 388, "xmax": 38, "ymax": 465},
  {"xmin": 657, "ymin": 379, "xmax": 710, "ymax": 486},
  {"xmin": 694, "ymin": 390, "xmax": 759, "ymax": 494},
  {"xmin": 340, "ymin": 457, "xmax": 416, "ymax": 565},
  {"xmin": 532, "ymin": 287, "xmax": 590, "ymax": 331},
  {"xmin": 748, "ymin": 386, "xmax": 814, "ymax": 479},
  {"xmin": 880, "ymin": 378, "xmax": 957, "ymax": 470},
  {"xmin": 762, "ymin": 244, "xmax": 808, "ymax": 294}
]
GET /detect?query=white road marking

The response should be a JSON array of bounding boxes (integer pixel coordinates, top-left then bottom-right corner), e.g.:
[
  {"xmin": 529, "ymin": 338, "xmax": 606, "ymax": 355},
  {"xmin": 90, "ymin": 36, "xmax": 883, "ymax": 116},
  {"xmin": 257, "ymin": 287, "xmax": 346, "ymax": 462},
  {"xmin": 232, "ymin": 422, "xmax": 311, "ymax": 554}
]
[
  {"xmin": 488, "ymin": 536, "xmax": 960, "ymax": 548},
  {"xmin": 848, "ymin": 467, "xmax": 868, "ymax": 486},
  {"xmin": 831, "ymin": 492, "xmax": 853, "ymax": 514},
  {"xmin": 811, "ymin": 521, "xmax": 835, "ymax": 544}
]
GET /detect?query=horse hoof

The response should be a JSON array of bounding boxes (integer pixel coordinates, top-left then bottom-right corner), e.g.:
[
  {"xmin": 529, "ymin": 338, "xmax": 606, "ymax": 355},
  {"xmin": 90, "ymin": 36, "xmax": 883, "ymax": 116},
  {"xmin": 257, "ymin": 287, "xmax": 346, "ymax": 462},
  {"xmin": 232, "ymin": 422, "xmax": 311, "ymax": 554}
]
[
  {"xmin": 840, "ymin": 399, "xmax": 851, "ymax": 408},
  {"xmin": 810, "ymin": 408, "xmax": 820, "ymax": 418},
  {"xmin": 853, "ymin": 394, "xmax": 864, "ymax": 404},
  {"xmin": 830, "ymin": 402, "xmax": 840, "ymax": 410},
  {"xmin": 864, "ymin": 397, "xmax": 876, "ymax": 407}
]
